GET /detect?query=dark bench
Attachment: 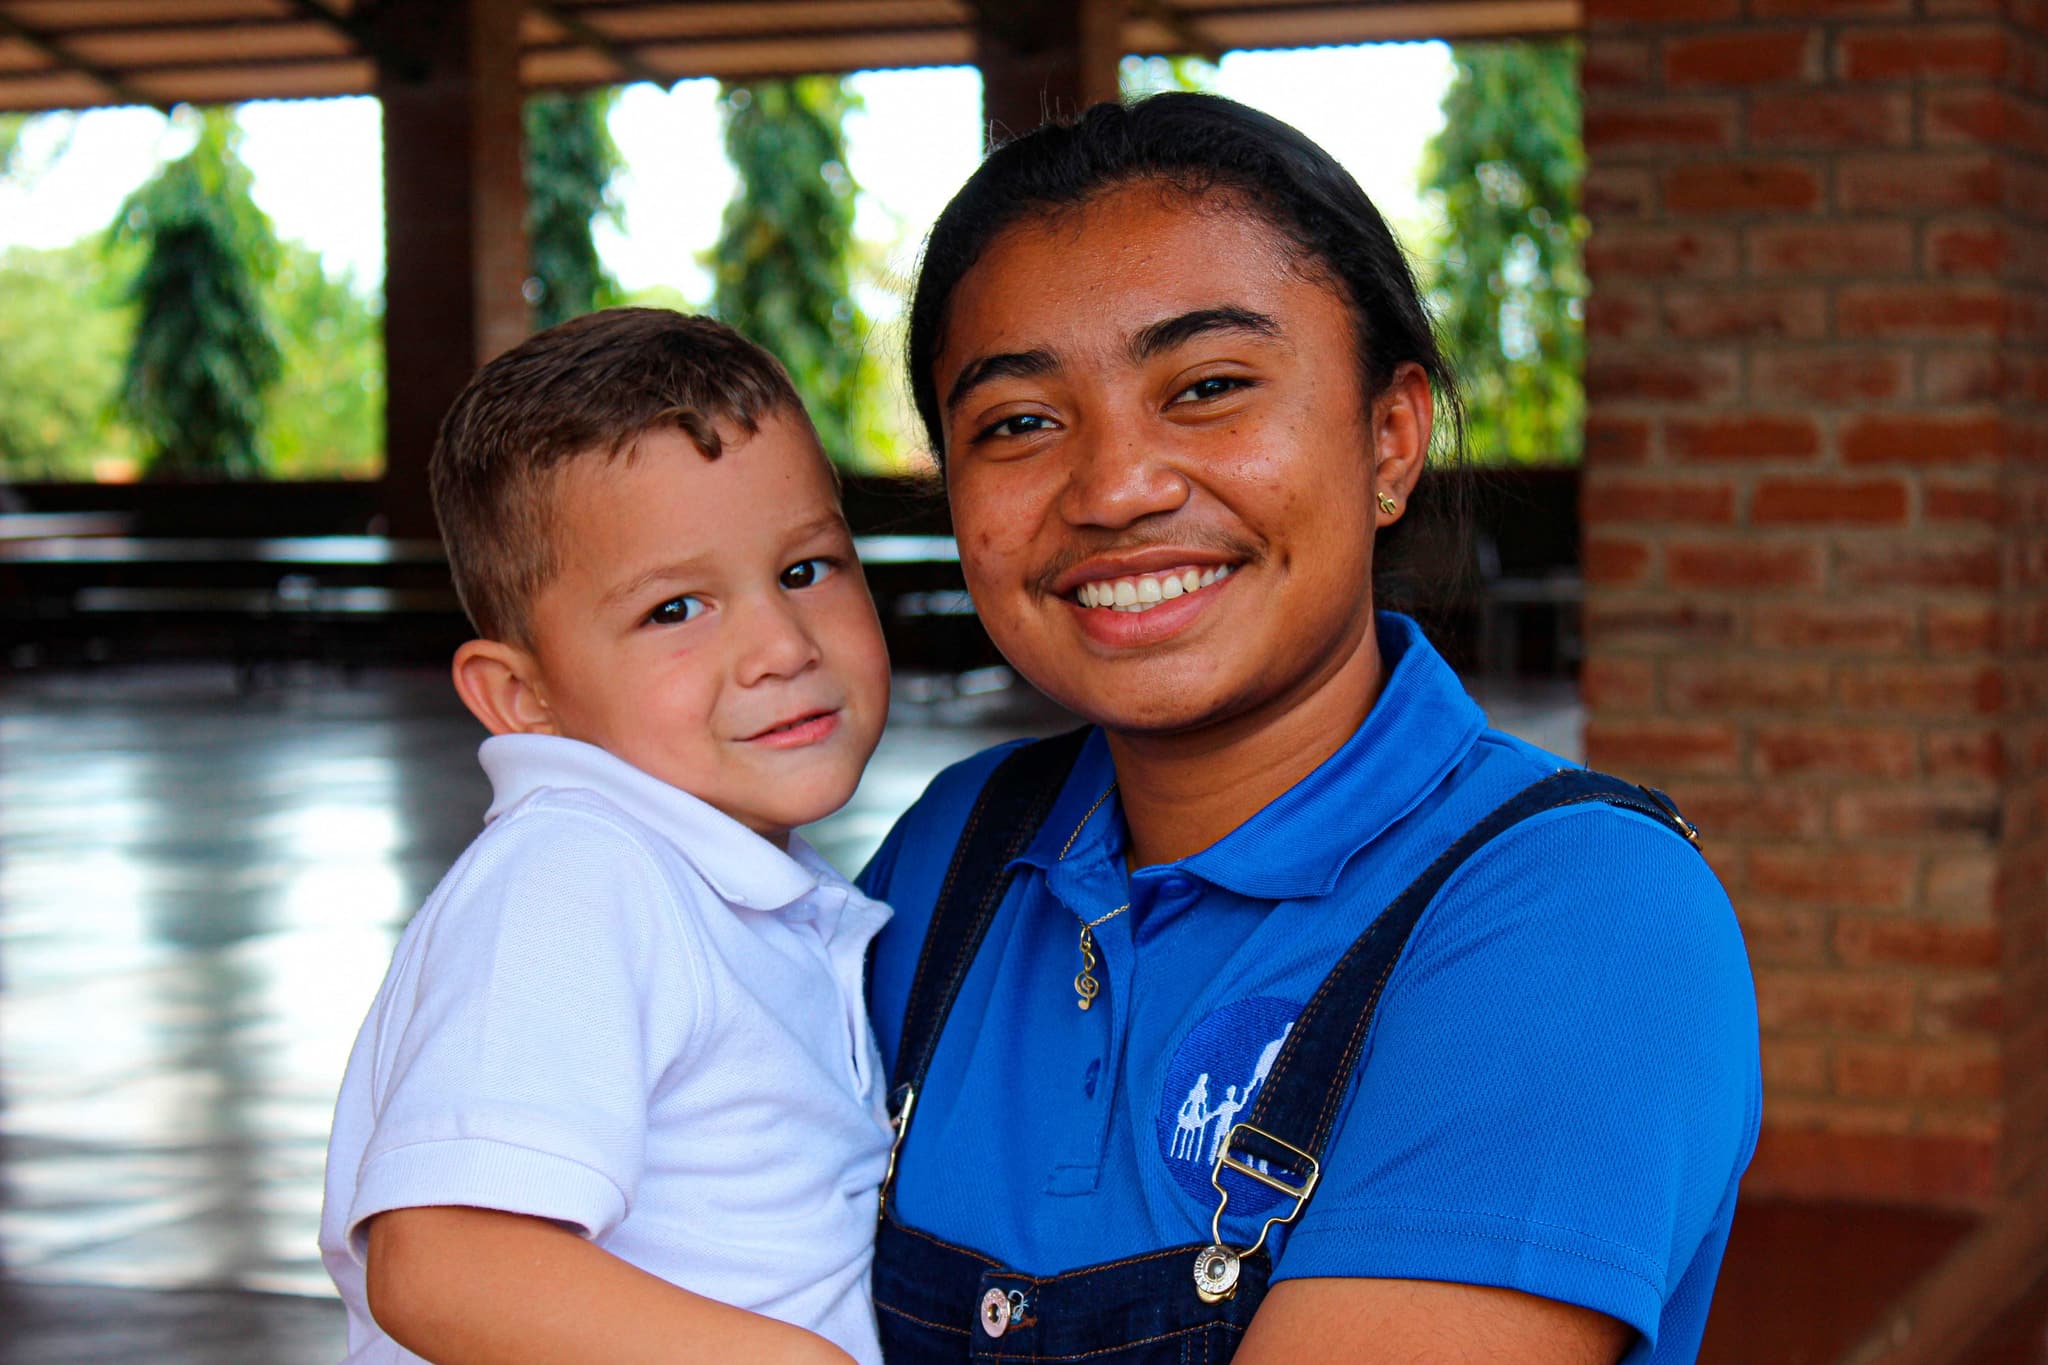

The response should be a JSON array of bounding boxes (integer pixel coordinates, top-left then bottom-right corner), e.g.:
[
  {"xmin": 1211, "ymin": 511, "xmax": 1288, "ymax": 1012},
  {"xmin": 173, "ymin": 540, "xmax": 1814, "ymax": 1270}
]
[{"xmin": 2, "ymin": 533, "xmax": 1000, "ymax": 678}]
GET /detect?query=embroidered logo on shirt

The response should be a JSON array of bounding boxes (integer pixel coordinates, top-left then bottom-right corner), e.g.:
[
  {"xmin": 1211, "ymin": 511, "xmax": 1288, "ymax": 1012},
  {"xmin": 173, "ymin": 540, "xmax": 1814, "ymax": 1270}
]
[{"xmin": 1156, "ymin": 995, "xmax": 1301, "ymax": 1212}]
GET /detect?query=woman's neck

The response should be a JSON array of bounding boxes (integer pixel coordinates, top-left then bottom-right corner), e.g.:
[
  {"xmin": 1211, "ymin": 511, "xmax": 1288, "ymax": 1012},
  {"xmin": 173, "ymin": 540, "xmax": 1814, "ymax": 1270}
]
[{"xmin": 1104, "ymin": 625, "xmax": 1388, "ymax": 870}]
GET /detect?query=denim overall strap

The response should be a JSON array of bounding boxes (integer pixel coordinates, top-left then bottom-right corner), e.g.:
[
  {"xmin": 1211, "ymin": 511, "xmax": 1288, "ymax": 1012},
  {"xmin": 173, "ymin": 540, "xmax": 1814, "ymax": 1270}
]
[
  {"xmin": 888, "ymin": 726, "xmax": 1092, "ymax": 1104},
  {"xmin": 1223, "ymin": 768, "xmax": 1703, "ymax": 1185}
]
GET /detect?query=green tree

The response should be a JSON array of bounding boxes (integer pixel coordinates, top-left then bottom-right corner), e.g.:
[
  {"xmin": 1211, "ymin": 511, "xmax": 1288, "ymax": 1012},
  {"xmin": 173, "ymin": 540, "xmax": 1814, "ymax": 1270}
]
[
  {"xmin": 0, "ymin": 239, "xmax": 142, "ymax": 479},
  {"xmin": 711, "ymin": 77, "xmax": 879, "ymax": 469},
  {"xmin": 525, "ymin": 90, "xmax": 624, "ymax": 329},
  {"xmin": 261, "ymin": 241, "xmax": 384, "ymax": 477},
  {"xmin": 1119, "ymin": 54, "xmax": 1217, "ymax": 97},
  {"xmin": 1420, "ymin": 40, "xmax": 1585, "ymax": 463},
  {"xmin": 109, "ymin": 108, "xmax": 283, "ymax": 478},
  {"xmin": 0, "ymin": 114, "xmax": 23, "ymax": 178}
]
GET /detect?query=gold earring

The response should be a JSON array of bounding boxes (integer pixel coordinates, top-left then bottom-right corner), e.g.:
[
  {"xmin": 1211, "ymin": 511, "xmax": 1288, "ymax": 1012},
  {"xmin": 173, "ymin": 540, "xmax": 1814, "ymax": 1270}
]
[{"xmin": 1377, "ymin": 492, "xmax": 1399, "ymax": 515}]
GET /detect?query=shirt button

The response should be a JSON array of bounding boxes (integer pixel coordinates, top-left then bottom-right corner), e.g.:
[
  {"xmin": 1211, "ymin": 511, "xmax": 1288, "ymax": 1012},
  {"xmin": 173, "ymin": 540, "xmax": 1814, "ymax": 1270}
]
[{"xmin": 979, "ymin": 1287, "xmax": 1011, "ymax": 1337}]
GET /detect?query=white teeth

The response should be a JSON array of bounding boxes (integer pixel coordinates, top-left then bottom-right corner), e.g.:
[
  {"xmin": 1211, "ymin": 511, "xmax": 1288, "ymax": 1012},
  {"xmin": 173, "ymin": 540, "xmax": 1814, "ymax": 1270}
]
[{"xmin": 1073, "ymin": 565, "xmax": 1236, "ymax": 612}]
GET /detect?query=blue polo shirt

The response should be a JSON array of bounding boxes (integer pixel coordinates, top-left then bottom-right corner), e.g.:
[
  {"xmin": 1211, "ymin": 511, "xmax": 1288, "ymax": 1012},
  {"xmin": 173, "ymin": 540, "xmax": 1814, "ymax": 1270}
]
[{"xmin": 860, "ymin": 614, "xmax": 1759, "ymax": 1363}]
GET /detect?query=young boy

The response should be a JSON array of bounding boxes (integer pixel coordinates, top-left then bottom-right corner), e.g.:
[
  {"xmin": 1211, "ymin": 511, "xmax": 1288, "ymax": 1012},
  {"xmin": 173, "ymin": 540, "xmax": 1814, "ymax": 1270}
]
[{"xmin": 319, "ymin": 308, "xmax": 894, "ymax": 1365}]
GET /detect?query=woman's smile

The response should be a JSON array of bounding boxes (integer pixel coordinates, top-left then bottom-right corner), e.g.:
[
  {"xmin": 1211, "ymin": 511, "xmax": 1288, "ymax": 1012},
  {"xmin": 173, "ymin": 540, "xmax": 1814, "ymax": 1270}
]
[{"xmin": 938, "ymin": 184, "xmax": 1392, "ymax": 738}]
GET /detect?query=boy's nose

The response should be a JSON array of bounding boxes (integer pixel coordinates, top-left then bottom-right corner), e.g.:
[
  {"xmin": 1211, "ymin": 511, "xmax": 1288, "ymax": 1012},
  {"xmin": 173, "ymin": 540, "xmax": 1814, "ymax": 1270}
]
[{"xmin": 735, "ymin": 595, "xmax": 821, "ymax": 685}]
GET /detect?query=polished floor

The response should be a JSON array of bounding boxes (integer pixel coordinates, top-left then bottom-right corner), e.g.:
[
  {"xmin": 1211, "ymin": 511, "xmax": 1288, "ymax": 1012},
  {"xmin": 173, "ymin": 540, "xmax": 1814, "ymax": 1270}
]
[{"xmin": 22, "ymin": 661, "xmax": 2005, "ymax": 1364}]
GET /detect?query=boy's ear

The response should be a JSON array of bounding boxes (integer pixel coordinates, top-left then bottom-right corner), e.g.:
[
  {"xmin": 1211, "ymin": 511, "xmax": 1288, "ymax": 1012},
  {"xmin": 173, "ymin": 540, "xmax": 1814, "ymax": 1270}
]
[{"xmin": 451, "ymin": 638, "xmax": 560, "ymax": 737}]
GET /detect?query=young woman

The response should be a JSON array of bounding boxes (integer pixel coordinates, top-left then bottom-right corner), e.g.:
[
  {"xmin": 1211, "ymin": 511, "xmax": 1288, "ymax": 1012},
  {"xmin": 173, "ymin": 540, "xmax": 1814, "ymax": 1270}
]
[{"xmin": 860, "ymin": 94, "xmax": 1759, "ymax": 1365}]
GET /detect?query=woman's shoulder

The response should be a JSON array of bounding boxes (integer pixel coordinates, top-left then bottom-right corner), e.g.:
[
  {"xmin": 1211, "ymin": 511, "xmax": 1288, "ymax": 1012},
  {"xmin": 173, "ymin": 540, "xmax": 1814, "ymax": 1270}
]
[{"xmin": 1402, "ymin": 723, "xmax": 1746, "ymax": 986}]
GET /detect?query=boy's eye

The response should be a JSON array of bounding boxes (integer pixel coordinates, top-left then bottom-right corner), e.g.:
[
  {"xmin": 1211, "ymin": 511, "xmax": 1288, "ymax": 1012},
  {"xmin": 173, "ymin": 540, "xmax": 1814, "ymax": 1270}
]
[
  {"xmin": 647, "ymin": 596, "xmax": 704, "ymax": 626},
  {"xmin": 1173, "ymin": 375, "xmax": 1249, "ymax": 404},
  {"xmin": 780, "ymin": 557, "xmax": 835, "ymax": 590}
]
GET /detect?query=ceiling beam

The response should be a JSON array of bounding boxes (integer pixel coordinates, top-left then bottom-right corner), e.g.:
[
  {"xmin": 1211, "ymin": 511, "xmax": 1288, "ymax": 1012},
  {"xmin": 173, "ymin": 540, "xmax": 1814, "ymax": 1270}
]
[
  {"xmin": 0, "ymin": 8, "xmax": 161, "ymax": 109},
  {"xmin": 1130, "ymin": 0, "xmax": 1222, "ymax": 63},
  {"xmin": 280, "ymin": 0, "xmax": 435, "ymax": 76},
  {"xmin": 529, "ymin": 2, "xmax": 673, "ymax": 87},
  {"xmin": 276, "ymin": 0, "xmax": 375, "ymax": 49}
]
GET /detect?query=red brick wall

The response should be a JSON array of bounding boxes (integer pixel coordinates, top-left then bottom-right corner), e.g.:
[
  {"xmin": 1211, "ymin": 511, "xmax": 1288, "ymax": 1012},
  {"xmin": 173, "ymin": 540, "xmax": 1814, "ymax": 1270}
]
[
  {"xmin": 1582, "ymin": 0, "xmax": 2048, "ymax": 1210},
  {"xmin": 2001, "ymin": 4, "xmax": 2048, "ymax": 1206}
]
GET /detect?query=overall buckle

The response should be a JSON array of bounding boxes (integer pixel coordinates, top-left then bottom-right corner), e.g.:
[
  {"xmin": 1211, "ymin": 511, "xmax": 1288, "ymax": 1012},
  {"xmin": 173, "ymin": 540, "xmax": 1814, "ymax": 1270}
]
[
  {"xmin": 1194, "ymin": 1123, "xmax": 1320, "ymax": 1303},
  {"xmin": 879, "ymin": 1084, "xmax": 915, "ymax": 1219}
]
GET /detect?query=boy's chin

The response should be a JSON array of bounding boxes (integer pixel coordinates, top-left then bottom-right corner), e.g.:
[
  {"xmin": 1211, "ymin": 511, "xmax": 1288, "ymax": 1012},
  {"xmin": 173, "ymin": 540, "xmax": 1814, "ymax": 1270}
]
[{"xmin": 739, "ymin": 777, "xmax": 865, "ymax": 844}]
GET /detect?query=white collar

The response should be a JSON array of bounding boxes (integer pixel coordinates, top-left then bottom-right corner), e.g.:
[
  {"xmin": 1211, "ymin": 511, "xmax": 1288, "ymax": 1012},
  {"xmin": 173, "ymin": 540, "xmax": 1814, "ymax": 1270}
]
[{"xmin": 478, "ymin": 733, "xmax": 834, "ymax": 913}]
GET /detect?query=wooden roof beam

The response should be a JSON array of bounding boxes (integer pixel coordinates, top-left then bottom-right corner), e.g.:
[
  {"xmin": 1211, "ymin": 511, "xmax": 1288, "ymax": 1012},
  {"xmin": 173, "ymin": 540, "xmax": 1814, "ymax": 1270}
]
[
  {"xmin": 277, "ymin": 0, "xmax": 370, "ymax": 51},
  {"xmin": 0, "ymin": 8, "xmax": 162, "ymax": 109},
  {"xmin": 529, "ymin": 2, "xmax": 673, "ymax": 88},
  {"xmin": 1130, "ymin": 0, "xmax": 1222, "ymax": 63}
]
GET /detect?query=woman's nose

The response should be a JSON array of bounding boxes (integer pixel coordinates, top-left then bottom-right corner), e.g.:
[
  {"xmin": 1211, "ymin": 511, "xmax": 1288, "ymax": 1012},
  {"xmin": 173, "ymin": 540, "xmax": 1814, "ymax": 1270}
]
[{"xmin": 1056, "ymin": 415, "xmax": 1191, "ymax": 531}]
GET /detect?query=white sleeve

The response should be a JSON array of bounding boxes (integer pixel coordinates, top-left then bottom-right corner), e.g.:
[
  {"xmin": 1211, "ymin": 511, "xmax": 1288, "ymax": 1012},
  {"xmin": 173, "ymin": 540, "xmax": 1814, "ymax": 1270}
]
[{"xmin": 343, "ymin": 807, "xmax": 707, "ymax": 1259}]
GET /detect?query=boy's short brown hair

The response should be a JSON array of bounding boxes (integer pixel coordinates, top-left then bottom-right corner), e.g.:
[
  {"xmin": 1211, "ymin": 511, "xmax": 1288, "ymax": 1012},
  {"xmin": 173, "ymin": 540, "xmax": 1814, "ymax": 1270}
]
[{"xmin": 429, "ymin": 308, "xmax": 804, "ymax": 643}]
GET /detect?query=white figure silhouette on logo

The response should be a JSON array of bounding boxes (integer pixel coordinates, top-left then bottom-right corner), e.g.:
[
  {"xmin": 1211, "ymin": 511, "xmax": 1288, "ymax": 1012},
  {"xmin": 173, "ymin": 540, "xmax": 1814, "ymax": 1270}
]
[
  {"xmin": 1171, "ymin": 1021, "xmax": 1295, "ymax": 1169},
  {"xmin": 1205, "ymin": 1085, "xmax": 1247, "ymax": 1165},
  {"xmin": 1172, "ymin": 1072, "xmax": 1212, "ymax": 1160}
]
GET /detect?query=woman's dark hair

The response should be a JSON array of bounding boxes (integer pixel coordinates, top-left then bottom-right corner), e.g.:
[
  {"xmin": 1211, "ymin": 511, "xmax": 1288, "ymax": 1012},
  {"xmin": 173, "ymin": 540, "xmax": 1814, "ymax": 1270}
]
[{"xmin": 904, "ymin": 92, "xmax": 1470, "ymax": 612}]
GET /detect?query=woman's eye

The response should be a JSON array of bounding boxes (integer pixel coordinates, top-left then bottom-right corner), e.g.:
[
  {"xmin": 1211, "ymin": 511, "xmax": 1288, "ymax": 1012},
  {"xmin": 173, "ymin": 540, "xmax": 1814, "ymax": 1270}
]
[
  {"xmin": 1175, "ymin": 375, "xmax": 1247, "ymax": 404},
  {"xmin": 780, "ymin": 557, "xmax": 836, "ymax": 590},
  {"xmin": 977, "ymin": 412, "xmax": 1051, "ymax": 441},
  {"xmin": 647, "ymin": 596, "xmax": 704, "ymax": 626}
]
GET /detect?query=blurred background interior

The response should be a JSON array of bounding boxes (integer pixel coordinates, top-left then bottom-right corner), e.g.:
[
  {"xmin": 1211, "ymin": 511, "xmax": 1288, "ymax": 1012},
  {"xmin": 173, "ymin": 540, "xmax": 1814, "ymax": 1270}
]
[{"xmin": 1, "ymin": 2, "xmax": 2044, "ymax": 1362}]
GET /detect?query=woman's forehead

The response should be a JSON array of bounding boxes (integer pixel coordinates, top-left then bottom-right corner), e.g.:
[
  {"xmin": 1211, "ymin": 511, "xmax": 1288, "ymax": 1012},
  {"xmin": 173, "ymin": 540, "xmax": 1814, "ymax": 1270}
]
[{"xmin": 942, "ymin": 189, "xmax": 1311, "ymax": 348}]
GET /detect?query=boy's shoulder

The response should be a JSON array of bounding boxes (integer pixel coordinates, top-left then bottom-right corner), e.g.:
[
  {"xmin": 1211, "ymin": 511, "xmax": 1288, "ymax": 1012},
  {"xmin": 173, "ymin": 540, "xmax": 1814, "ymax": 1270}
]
[
  {"xmin": 473, "ymin": 783, "xmax": 678, "ymax": 878},
  {"xmin": 420, "ymin": 784, "xmax": 693, "ymax": 950}
]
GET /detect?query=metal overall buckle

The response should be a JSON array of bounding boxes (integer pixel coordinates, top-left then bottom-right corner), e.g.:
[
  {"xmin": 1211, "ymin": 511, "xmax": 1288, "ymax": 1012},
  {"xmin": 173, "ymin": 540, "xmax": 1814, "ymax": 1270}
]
[
  {"xmin": 879, "ymin": 1084, "xmax": 915, "ymax": 1219},
  {"xmin": 1194, "ymin": 1122, "xmax": 1320, "ymax": 1303}
]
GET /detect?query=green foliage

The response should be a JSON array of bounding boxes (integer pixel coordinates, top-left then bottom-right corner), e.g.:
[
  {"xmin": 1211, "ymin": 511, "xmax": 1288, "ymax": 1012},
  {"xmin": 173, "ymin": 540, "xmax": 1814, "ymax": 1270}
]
[
  {"xmin": 620, "ymin": 282, "xmax": 700, "ymax": 314},
  {"xmin": 109, "ymin": 109, "xmax": 283, "ymax": 478},
  {"xmin": 1119, "ymin": 54, "xmax": 1217, "ymax": 97},
  {"xmin": 0, "ymin": 114, "xmax": 22, "ymax": 179},
  {"xmin": 525, "ymin": 90, "xmax": 624, "ymax": 329},
  {"xmin": 261, "ymin": 241, "xmax": 384, "ymax": 477},
  {"xmin": 711, "ymin": 76, "xmax": 885, "ymax": 471},
  {"xmin": 1421, "ymin": 40, "xmax": 1586, "ymax": 464},
  {"xmin": 0, "ymin": 240, "xmax": 142, "ymax": 479}
]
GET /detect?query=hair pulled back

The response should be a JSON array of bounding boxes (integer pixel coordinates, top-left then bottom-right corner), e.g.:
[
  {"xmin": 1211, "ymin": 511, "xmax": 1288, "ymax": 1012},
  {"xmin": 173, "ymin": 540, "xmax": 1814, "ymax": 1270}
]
[{"xmin": 904, "ymin": 92, "xmax": 1464, "ymax": 470}]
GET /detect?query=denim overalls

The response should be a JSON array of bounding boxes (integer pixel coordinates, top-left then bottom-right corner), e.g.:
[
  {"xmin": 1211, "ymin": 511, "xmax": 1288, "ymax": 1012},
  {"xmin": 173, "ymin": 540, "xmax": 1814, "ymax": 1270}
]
[{"xmin": 871, "ymin": 730, "xmax": 1702, "ymax": 1363}]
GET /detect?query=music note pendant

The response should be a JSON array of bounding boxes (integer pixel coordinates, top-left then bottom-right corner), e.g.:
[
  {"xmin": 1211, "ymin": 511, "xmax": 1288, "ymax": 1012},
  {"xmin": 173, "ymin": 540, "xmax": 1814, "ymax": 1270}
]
[
  {"xmin": 1074, "ymin": 925, "xmax": 1101, "ymax": 1010},
  {"xmin": 1073, "ymin": 901, "xmax": 1129, "ymax": 1010}
]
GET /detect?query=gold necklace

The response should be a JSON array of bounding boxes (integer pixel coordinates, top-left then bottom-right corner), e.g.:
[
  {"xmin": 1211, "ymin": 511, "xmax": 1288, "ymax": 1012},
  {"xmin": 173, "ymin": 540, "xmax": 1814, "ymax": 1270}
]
[{"xmin": 1061, "ymin": 782, "xmax": 1126, "ymax": 1011}]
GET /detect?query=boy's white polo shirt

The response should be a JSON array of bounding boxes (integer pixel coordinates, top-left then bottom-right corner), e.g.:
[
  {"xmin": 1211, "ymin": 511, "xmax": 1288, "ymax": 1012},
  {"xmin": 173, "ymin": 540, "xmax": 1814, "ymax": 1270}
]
[{"xmin": 319, "ymin": 733, "xmax": 894, "ymax": 1365}]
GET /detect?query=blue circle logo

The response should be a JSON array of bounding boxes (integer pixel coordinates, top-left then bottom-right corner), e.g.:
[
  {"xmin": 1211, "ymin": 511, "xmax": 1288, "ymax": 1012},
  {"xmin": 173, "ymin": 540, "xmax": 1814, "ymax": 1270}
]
[{"xmin": 1156, "ymin": 995, "xmax": 1302, "ymax": 1213}]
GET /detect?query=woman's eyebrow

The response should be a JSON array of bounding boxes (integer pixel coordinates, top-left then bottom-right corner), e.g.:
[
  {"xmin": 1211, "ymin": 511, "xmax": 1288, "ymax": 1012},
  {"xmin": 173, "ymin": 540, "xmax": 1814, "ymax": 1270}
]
[
  {"xmin": 1127, "ymin": 306, "xmax": 1282, "ymax": 362},
  {"xmin": 944, "ymin": 348, "xmax": 1058, "ymax": 417}
]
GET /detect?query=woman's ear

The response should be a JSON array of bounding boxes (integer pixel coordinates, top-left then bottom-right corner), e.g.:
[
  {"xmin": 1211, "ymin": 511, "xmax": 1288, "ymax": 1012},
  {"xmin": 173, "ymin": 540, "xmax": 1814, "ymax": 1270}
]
[
  {"xmin": 1370, "ymin": 361, "xmax": 1434, "ymax": 527},
  {"xmin": 451, "ymin": 638, "xmax": 560, "ymax": 737}
]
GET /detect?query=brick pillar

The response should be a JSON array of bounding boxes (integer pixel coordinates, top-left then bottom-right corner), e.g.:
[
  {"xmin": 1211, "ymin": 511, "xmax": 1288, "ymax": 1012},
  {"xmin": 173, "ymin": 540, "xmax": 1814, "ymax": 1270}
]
[{"xmin": 1582, "ymin": 0, "xmax": 2048, "ymax": 1211}]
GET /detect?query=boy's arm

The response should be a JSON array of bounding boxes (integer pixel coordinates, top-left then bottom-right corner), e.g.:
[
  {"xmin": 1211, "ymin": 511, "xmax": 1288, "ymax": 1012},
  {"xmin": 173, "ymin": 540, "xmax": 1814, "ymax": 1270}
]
[{"xmin": 366, "ymin": 1206, "xmax": 857, "ymax": 1365}]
